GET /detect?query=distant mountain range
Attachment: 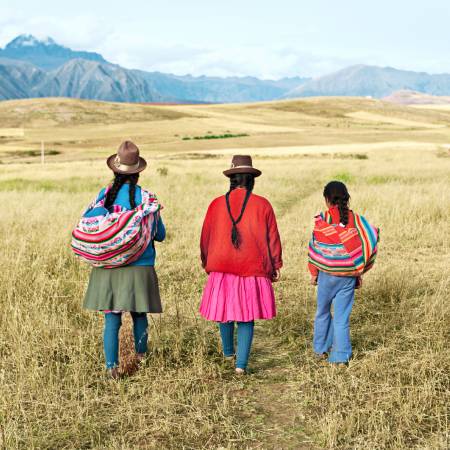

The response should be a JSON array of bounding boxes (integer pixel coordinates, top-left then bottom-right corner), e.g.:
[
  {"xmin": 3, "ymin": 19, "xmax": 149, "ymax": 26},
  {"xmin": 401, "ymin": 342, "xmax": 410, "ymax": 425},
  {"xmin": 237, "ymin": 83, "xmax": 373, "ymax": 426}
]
[
  {"xmin": 284, "ymin": 64, "xmax": 450, "ymax": 99},
  {"xmin": 1, "ymin": 35, "xmax": 450, "ymax": 103},
  {"xmin": 0, "ymin": 34, "xmax": 106, "ymax": 70},
  {"xmin": 0, "ymin": 35, "xmax": 307, "ymax": 103}
]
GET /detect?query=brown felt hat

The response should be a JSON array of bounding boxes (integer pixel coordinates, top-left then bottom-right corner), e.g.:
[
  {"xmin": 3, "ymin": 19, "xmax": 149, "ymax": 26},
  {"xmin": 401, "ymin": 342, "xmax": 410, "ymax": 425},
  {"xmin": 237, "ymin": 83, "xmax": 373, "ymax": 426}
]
[
  {"xmin": 106, "ymin": 141, "xmax": 147, "ymax": 174},
  {"xmin": 223, "ymin": 155, "xmax": 261, "ymax": 178}
]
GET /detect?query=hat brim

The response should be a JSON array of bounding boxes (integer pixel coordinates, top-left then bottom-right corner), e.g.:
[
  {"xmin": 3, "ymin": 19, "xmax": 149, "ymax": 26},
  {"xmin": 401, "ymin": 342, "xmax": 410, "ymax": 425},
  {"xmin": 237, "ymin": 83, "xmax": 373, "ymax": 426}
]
[
  {"xmin": 106, "ymin": 154, "xmax": 147, "ymax": 175},
  {"xmin": 223, "ymin": 167, "xmax": 262, "ymax": 178}
]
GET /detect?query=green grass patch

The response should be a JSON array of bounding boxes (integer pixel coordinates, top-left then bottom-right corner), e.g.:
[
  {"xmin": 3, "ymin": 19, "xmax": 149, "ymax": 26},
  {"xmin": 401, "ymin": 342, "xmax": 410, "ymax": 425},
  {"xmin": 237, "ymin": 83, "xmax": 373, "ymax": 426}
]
[
  {"xmin": 331, "ymin": 171, "xmax": 355, "ymax": 183},
  {"xmin": 182, "ymin": 133, "xmax": 249, "ymax": 141},
  {"xmin": 7, "ymin": 149, "xmax": 61, "ymax": 158},
  {"xmin": 168, "ymin": 153, "xmax": 222, "ymax": 160},
  {"xmin": 0, "ymin": 177, "xmax": 103, "ymax": 193}
]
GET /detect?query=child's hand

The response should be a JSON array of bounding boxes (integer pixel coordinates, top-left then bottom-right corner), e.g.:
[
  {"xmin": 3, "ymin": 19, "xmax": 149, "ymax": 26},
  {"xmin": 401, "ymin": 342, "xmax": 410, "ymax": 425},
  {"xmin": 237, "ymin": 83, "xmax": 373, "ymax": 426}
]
[
  {"xmin": 310, "ymin": 275, "xmax": 318, "ymax": 286},
  {"xmin": 355, "ymin": 276, "xmax": 363, "ymax": 289},
  {"xmin": 272, "ymin": 269, "xmax": 281, "ymax": 282}
]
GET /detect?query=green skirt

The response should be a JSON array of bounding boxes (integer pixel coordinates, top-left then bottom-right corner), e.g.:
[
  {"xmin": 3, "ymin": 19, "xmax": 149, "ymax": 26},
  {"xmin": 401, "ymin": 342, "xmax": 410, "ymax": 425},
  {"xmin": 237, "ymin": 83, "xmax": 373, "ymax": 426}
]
[{"xmin": 83, "ymin": 266, "xmax": 162, "ymax": 313}]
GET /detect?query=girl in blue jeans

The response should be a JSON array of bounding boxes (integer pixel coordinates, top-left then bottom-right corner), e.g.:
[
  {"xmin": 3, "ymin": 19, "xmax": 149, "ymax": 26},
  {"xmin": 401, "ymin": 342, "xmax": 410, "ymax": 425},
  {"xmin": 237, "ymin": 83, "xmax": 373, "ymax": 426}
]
[
  {"xmin": 308, "ymin": 181, "xmax": 379, "ymax": 365},
  {"xmin": 312, "ymin": 272, "xmax": 357, "ymax": 364}
]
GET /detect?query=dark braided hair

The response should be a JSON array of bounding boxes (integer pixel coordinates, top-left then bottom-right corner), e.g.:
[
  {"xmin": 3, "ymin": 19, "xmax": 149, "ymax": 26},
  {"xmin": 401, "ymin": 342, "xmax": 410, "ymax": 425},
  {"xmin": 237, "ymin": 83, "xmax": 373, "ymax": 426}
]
[
  {"xmin": 323, "ymin": 181, "xmax": 350, "ymax": 226},
  {"xmin": 104, "ymin": 173, "xmax": 140, "ymax": 210},
  {"xmin": 225, "ymin": 173, "xmax": 255, "ymax": 248}
]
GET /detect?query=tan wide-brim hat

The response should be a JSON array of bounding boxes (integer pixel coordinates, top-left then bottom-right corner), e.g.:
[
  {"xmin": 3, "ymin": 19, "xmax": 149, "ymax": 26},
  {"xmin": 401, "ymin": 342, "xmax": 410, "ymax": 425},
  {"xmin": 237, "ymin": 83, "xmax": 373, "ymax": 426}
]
[
  {"xmin": 106, "ymin": 140, "xmax": 147, "ymax": 174},
  {"xmin": 223, "ymin": 154, "xmax": 261, "ymax": 177}
]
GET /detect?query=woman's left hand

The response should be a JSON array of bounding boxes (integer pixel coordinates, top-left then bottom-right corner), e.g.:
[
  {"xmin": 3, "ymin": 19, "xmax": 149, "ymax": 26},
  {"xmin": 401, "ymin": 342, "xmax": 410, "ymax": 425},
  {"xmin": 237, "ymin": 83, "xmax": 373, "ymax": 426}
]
[{"xmin": 272, "ymin": 269, "xmax": 281, "ymax": 282}]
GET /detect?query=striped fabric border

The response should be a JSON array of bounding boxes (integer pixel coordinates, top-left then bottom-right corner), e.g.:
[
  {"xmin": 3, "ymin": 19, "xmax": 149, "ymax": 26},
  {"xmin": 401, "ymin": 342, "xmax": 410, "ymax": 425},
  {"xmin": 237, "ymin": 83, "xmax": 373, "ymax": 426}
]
[
  {"xmin": 71, "ymin": 187, "xmax": 161, "ymax": 268},
  {"xmin": 308, "ymin": 211, "xmax": 379, "ymax": 276}
]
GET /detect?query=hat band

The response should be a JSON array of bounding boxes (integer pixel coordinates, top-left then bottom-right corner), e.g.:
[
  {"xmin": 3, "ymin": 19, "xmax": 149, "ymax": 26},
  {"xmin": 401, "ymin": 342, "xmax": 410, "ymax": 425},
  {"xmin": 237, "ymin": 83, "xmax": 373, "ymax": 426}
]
[
  {"xmin": 230, "ymin": 165, "xmax": 254, "ymax": 169},
  {"xmin": 114, "ymin": 155, "xmax": 140, "ymax": 172}
]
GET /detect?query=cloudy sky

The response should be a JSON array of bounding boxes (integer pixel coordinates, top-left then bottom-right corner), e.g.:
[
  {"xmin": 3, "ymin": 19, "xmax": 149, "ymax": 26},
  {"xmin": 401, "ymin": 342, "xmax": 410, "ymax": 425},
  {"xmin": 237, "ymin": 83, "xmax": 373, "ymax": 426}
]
[{"xmin": 0, "ymin": 1, "xmax": 448, "ymax": 79}]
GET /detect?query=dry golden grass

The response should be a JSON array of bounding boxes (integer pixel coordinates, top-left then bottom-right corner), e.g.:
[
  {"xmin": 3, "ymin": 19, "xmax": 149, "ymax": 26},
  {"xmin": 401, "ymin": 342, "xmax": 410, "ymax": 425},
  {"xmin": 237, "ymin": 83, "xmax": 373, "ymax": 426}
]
[{"xmin": 0, "ymin": 97, "xmax": 449, "ymax": 449}]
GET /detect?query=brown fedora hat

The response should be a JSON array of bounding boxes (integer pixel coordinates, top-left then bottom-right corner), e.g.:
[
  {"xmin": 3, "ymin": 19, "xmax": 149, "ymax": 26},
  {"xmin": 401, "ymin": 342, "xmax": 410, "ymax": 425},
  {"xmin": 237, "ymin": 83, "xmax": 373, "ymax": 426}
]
[
  {"xmin": 223, "ymin": 155, "xmax": 261, "ymax": 178},
  {"xmin": 106, "ymin": 141, "xmax": 147, "ymax": 174}
]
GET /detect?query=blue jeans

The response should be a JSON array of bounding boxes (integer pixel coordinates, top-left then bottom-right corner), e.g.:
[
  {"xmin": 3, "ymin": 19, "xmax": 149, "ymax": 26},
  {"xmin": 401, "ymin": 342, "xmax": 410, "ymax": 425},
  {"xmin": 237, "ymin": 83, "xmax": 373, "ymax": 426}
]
[
  {"xmin": 313, "ymin": 272, "xmax": 356, "ymax": 363},
  {"xmin": 219, "ymin": 321, "xmax": 254, "ymax": 370},
  {"xmin": 104, "ymin": 312, "xmax": 148, "ymax": 369}
]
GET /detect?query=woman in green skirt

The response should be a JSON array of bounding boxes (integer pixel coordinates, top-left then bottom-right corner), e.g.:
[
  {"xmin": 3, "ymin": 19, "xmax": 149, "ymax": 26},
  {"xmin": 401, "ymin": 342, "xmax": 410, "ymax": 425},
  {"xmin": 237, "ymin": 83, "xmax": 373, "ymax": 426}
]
[{"xmin": 83, "ymin": 141, "xmax": 165, "ymax": 378}]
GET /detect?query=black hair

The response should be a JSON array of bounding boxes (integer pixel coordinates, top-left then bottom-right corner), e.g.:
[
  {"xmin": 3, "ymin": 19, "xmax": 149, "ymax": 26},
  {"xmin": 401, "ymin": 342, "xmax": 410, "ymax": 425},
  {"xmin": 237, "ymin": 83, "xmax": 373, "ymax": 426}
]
[
  {"xmin": 225, "ymin": 173, "xmax": 255, "ymax": 248},
  {"xmin": 323, "ymin": 181, "xmax": 350, "ymax": 226},
  {"xmin": 104, "ymin": 173, "xmax": 140, "ymax": 210}
]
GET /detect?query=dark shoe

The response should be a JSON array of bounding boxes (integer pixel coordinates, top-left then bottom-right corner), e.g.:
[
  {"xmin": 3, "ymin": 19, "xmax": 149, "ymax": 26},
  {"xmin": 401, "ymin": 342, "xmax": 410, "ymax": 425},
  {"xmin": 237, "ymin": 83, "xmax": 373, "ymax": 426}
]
[{"xmin": 330, "ymin": 361, "xmax": 349, "ymax": 368}]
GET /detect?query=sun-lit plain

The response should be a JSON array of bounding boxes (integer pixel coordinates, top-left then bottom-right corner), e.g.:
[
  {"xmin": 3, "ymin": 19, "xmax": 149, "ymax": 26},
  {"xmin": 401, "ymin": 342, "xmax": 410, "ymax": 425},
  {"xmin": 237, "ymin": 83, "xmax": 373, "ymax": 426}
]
[{"xmin": 0, "ymin": 97, "xmax": 449, "ymax": 449}]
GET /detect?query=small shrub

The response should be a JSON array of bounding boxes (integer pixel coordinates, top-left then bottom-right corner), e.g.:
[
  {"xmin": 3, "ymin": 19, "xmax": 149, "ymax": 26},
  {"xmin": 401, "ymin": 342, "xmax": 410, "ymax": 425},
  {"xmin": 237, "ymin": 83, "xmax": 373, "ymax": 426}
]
[
  {"xmin": 157, "ymin": 167, "xmax": 169, "ymax": 176},
  {"xmin": 14, "ymin": 149, "xmax": 60, "ymax": 158},
  {"xmin": 436, "ymin": 148, "xmax": 450, "ymax": 158}
]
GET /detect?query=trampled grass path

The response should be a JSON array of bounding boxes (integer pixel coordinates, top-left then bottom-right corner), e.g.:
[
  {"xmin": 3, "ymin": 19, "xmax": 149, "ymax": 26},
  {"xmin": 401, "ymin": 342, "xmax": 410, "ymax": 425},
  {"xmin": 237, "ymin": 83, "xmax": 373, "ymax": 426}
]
[{"xmin": 234, "ymin": 328, "xmax": 318, "ymax": 449}]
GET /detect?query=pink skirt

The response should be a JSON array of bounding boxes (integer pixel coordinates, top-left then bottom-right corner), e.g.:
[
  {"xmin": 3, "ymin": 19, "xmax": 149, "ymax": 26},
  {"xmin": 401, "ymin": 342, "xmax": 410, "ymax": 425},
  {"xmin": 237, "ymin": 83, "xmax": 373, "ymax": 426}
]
[{"xmin": 199, "ymin": 272, "xmax": 276, "ymax": 322}]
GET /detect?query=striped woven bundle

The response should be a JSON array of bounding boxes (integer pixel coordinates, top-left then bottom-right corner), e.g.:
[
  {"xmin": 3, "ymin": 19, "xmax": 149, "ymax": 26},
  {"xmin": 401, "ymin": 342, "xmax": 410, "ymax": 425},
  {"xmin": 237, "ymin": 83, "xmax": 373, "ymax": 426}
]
[
  {"xmin": 308, "ymin": 210, "xmax": 379, "ymax": 276},
  {"xmin": 71, "ymin": 187, "xmax": 161, "ymax": 268}
]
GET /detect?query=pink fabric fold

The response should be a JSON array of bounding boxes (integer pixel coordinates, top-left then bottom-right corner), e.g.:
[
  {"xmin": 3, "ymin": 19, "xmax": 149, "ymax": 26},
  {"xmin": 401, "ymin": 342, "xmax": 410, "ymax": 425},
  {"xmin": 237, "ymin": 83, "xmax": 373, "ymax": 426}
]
[{"xmin": 199, "ymin": 272, "xmax": 276, "ymax": 322}]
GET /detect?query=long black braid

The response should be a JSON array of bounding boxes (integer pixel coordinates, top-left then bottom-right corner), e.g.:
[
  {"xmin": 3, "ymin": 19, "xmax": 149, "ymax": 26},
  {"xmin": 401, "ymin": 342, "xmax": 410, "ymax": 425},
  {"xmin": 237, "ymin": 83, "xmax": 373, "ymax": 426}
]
[
  {"xmin": 104, "ymin": 173, "xmax": 140, "ymax": 210},
  {"xmin": 323, "ymin": 181, "xmax": 350, "ymax": 226},
  {"xmin": 225, "ymin": 173, "xmax": 255, "ymax": 248}
]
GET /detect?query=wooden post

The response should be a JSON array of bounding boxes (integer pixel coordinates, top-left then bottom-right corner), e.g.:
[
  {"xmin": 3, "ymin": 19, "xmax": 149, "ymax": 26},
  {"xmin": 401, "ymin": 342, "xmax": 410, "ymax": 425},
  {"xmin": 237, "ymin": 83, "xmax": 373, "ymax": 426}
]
[{"xmin": 41, "ymin": 141, "xmax": 44, "ymax": 164}]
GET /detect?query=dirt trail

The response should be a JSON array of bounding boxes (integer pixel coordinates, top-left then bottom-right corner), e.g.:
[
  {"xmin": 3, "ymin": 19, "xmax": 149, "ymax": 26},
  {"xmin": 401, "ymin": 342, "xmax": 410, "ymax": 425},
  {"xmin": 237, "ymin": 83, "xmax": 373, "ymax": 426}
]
[{"xmin": 232, "ymin": 329, "xmax": 318, "ymax": 449}]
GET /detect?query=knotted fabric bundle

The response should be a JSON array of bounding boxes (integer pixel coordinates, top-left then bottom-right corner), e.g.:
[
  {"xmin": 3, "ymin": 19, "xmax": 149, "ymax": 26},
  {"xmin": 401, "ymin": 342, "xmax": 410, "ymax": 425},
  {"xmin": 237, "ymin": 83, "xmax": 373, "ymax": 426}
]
[{"xmin": 72, "ymin": 187, "xmax": 161, "ymax": 268}]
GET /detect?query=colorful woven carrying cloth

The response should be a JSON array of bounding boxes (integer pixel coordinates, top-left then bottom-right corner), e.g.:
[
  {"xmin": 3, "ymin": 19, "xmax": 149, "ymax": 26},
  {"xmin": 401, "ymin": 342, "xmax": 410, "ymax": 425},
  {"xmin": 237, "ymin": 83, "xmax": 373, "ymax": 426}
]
[
  {"xmin": 72, "ymin": 187, "xmax": 161, "ymax": 268},
  {"xmin": 308, "ymin": 210, "xmax": 379, "ymax": 276}
]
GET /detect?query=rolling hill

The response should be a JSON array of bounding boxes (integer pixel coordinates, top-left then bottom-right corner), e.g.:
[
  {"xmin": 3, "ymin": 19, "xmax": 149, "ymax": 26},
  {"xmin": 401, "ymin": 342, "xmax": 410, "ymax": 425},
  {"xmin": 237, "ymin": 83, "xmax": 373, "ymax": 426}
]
[{"xmin": 383, "ymin": 90, "xmax": 450, "ymax": 105}]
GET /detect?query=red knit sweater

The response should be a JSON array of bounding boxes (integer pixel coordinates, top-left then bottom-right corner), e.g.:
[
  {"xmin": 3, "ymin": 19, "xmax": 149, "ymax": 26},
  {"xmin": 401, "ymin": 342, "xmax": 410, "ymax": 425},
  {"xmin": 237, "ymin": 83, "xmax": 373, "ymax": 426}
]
[{"xmin": 200, "ymin": 188, "xmax": 283, "ymax": 278}]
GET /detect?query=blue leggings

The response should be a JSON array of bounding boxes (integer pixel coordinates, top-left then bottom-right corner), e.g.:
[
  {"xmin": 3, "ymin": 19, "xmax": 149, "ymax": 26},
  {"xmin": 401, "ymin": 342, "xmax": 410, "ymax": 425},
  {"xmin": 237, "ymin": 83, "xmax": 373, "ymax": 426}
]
[
  {"xmin": 219, "ymin": 321, "xmax": 254, "ymax": 370},
  {"xmin": 104, "ymin": 312, "xmax": 148, "ymax": 369}
]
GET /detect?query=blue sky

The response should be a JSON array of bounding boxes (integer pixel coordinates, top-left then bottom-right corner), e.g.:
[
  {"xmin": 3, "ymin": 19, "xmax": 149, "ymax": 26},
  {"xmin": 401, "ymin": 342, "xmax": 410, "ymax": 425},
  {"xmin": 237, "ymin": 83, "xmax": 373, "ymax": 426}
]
[{"xmin": 0, "ymin": 0, "xmax": 448, "ymax": 78}]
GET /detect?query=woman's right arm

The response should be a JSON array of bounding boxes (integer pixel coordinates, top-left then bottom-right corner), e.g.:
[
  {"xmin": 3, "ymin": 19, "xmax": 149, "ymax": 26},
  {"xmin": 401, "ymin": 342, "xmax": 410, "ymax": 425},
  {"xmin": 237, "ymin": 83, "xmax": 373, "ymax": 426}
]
[
  {"xmin": 154, "ymin": 216, "xmax": 166, "ymax": 242},
  {"xmin": 266, "ymin": 205, "xmax": 283, "ymax": 272},
  {"xmin": 200, "ymin": 203, "xmax": 213, "ymax": 268}
]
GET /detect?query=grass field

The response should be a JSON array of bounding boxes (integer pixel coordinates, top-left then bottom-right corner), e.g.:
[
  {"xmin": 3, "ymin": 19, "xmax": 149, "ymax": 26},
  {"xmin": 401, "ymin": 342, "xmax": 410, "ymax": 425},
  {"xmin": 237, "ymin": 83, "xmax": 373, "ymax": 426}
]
[{"xmin": 0, "ymin": 97, "xmax": 449, "ymax": 449}]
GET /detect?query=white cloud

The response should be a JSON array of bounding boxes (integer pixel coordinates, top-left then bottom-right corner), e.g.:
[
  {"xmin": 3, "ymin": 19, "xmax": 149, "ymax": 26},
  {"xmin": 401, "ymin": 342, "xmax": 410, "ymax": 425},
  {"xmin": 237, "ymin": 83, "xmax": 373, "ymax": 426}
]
[
  {"xmin": 1, "ymin": 8, "xmax": 449, "ymax": 79},
  {"xmin": 98, "ymin": 39, "xmax": 359, "ymax": 79},
  {"xmin": 0, "ymin": 10, "xmax": 113, "ymax": 53}
]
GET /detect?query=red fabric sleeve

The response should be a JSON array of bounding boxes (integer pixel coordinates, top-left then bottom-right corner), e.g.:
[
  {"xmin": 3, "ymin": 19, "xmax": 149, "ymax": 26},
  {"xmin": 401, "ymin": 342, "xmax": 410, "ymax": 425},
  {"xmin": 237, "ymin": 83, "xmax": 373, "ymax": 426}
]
[
  {"xmin": 267, "ymin": 205, "xmax": 283, "ymax": 270},
  {"xmin": 308, "ymin": 262, "xmax": 319, "ymax": 277},
  {"xmin": 200, "ymin": 203, "xmax": 213, "ymax": 269}
]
